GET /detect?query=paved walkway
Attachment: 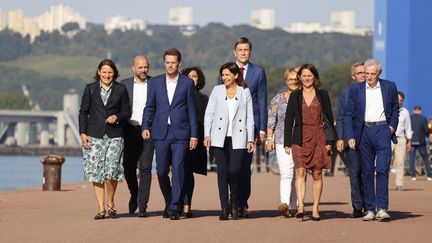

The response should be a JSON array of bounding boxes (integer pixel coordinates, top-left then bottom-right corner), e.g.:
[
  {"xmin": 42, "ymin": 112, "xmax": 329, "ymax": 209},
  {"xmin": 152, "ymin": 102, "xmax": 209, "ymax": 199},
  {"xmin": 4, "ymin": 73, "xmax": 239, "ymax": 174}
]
[{"xmin": 1, "ymin": 172, "xmax": 431, "ymax": 243}]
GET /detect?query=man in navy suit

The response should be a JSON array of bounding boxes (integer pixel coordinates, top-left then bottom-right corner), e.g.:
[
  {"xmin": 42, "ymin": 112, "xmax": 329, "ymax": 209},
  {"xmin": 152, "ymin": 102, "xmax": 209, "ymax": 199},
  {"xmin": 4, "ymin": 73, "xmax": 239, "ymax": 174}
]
[
  {"xmin": 121, "ymin": 55, "xmax": 154, "ymax": 217},
  {"xmin": 142, "ymin": 48, "xmax": 198, "ymax": 220},
  {"xmin": 344, "ymin": 59, "xmax": 399, "ymax": 222},
  {"xmin": 219, "ymin": 37, "xmax": 267, "ymax": 217},
  {"xmin": 335, "ymin": 62, "xmax": 365, "ymax": 218}
]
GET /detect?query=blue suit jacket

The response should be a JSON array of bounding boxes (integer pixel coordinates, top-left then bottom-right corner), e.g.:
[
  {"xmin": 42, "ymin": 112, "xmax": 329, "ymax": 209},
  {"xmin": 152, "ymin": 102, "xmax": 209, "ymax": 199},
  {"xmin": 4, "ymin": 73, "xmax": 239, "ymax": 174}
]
[
  {"xmin": 343, "ymin": 79, "xmax": 399, "ymax": 145},
  {"xmin": 142, "ymin": 73, "xmax": 198, "ymax": 141},
  {"xmin": 218, "ymin": 62, "xmax": 267, "ymax": 133},
  {"xmin": 335, "ymin": 85, "xmax": 351, "ymax": 145}
]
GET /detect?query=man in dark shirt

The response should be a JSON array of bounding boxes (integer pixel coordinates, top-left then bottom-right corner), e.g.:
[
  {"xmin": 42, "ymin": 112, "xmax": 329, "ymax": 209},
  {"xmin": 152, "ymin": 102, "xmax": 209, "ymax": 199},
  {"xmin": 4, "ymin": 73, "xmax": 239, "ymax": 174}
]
[{"xmin": 408, "ymin": 106, "xmax": 432, "ymax": 181}]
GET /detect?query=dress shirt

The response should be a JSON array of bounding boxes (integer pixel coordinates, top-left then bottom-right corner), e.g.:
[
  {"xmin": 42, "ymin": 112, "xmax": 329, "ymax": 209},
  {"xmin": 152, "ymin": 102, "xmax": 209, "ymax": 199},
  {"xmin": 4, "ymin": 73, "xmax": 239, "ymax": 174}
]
[
  {"xmin": 395, "ymin": 106, "xmax": 413, "ymax": 139},
  {"xmin": 130, "ymin": 77, "xmax": 147, "ymax": 126},
  {"xmin": 166, "ymin": 74, "xmax": 179, "ymax": 125},
  {"xmin": 236, "ymin": 62, "xmax": 249, "ymax": 80},
  {"xmin": 226, "ymin": 96, "xmax": 237, "ymax": 137},
  {"xmin": 365, "ymin": 81, "xmax": 386, "ymax": 122}
]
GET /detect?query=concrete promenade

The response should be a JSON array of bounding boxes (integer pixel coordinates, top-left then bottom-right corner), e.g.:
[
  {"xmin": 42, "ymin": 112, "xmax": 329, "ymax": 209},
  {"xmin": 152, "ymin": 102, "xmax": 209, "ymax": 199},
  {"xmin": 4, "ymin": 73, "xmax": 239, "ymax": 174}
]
[{"xmin": 1, "ymin": 172, "xmax": 431, "ymax": 243}]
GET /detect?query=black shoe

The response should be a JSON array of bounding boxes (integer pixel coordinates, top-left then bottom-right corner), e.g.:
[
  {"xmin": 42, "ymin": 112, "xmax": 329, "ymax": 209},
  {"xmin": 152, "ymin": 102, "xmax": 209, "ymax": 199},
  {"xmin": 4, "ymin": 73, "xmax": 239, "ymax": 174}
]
[
  {"xmin": 107, "ymin": 203, "xmax": 117, "ymax": 218},
  {"xmin": 312, "ymin": 216, "xmax": 321, "ymax": 221},
  {"xmin": 162, "ymin": 206, "xmax": 170, "ymax": 218},
  {"xmin": 184, "ymin": 211, "xmax": 193, "ymax": 218},
  {"xmin": 231, "ymin": 202, "xmax": 239, "ymax": 220},
  {"xmin": 128, "ymin": 196, "xmax": 138, "ymax": 214},
  {"xmin": 288, "ymin": 209, "xmax": 297, "ymax": 218},
  {"xmin": 170, "ymin": 210, "xmax": 180, "ymax": 220},
  {"xmin": 219, "ymin": 208, "xmax": 229, "ymax": 220},
  {"xmin": 94, "ymin": 211, "xmax": 106, "ymax": 220},
  {"xmin": 352, "ymin": 209, "xmax": 363, "ymax": 218},
  {"xmin": 138, "ymin": 207, "xmax": 148, "ymax": 218}
]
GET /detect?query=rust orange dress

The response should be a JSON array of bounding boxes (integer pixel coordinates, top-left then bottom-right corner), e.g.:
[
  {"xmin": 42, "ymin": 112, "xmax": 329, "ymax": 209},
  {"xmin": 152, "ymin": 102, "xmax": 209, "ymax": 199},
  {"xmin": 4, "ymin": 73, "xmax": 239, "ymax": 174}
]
[{"xmin": 292, "ymin": 96, "xmax": 331, "ymax": 170}]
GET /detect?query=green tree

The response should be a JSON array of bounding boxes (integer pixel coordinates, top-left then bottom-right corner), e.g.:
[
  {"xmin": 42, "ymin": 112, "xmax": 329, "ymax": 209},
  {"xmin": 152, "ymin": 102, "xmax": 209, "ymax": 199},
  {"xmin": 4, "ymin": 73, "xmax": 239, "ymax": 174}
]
[{"xmin": 0, "ymin": 92, "xmax": 31, "ymax": 109}]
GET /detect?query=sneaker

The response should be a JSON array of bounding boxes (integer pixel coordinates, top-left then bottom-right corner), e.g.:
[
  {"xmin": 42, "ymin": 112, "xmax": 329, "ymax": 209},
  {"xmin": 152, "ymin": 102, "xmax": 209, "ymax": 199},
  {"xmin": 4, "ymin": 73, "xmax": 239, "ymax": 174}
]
[
  {"xmin": 396, "ymin": 186, "xmax": 404, "ymax": 191},
  {"xmin": 411, "ymin": 177, "xmax": 417, "ymax": 181},
  {"xmin": 427, "ymin": 177, "xmax": 432, "ymax": 181},
  {"xmin": 375, "ymin": 208, "xmax": 391, "ymax": 222},
  {"xmin": 362, "ymin": 211, "xmax": 375, "ymax": 221}
]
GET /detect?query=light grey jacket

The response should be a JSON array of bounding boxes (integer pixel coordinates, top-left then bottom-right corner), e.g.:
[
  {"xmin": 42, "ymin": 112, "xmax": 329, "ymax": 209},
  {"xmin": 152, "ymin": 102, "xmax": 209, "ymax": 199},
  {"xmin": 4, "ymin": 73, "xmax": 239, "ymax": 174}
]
[{"xmin": 204, "ymin": 84, "xmax": 254, "ymax": 149}]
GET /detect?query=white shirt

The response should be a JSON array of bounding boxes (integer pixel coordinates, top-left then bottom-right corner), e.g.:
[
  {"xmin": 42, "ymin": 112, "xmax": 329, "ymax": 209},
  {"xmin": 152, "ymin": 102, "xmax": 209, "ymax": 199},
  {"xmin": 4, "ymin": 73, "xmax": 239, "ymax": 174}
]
[
  {"xmin": 395, "ymin": 107, "xmax": 413, "ymax": 139},
  {"xmin": 236, "ymin": 62, "xmax": 249, "ymax": 80},
  {"xmin": 166, "ymin": 74, "xmax": 179, "ymax": 124},
  {"xmin": 365, "ymin": 81, "xmax": 386, "ymax": 122},
  {"xmin": 129, "ymin": 77, "xmax": 147, "ymax": 126},
  {"xmin": 226, "ymin": 96, "xmax": 237, "ymax": 137}
]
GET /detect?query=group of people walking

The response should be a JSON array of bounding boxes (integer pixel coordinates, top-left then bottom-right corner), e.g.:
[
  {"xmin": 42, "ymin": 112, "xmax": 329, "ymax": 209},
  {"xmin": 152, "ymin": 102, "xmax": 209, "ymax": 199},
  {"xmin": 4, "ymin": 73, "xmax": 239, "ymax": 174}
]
[{"xmin": 78, "ymin": 36, "xmax": 429, "ymax": 222}]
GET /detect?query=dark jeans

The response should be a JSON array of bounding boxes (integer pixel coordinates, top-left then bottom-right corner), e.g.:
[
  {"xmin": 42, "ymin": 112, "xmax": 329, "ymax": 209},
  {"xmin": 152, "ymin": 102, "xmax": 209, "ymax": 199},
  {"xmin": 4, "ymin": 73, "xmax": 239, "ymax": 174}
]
[
  {"xmin": 408, "ymin": 144, "xmax": 432, "ymax": 177},
  {"xmin": 123, "ymin": 124, "xmax": 154, "ymax": 209},
  {"xmin": 213, "ymin": 137, "xmax": 245, "ymax": 209}
]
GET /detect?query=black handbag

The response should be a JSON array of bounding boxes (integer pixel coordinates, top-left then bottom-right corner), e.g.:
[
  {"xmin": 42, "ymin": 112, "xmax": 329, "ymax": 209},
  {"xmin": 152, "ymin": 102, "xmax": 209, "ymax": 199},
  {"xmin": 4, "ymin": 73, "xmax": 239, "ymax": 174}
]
[{"xmin": 323, "ymin": 115, "xmax": 337, "ymax": 142}]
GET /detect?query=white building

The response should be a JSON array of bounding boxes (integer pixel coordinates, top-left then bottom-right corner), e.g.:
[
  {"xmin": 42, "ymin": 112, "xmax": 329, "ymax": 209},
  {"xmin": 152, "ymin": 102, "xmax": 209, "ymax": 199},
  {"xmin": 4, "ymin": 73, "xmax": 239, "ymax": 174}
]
[
  {"xmin": 7, "ymin": 9, "xmax": 40, "ymax": 41},
  {"xmin": 251, "ymin": 9, "xmax": 275, "ymax": 30},
  {"xmin": 34, "ymin": 4, "xmax": 86, "ymax": 33},
  {"xmin": 104, "ymin": 16, "xmax": 146, "ymax": 34},
  {"xmin": 284, "ymin": 10, "xmax": 371, "ymax": 36},
  {"xmin": 169, "ymin": 7, "xmax": 193, "ymax": 26},
  {"xmin": 284, "ymin": 22, "xmax": 323, "ymax": 33},
  {"xmin": 330, "ymin": 11, "xmax": 355, "ymax": 33}
]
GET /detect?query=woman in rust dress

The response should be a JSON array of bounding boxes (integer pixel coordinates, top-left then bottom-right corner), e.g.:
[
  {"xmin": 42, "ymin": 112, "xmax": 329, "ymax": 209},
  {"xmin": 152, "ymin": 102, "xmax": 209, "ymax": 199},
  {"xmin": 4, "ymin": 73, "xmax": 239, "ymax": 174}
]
[{"xmin": 283, "ymin": 64, "xmax": 335, "ymax": 221}]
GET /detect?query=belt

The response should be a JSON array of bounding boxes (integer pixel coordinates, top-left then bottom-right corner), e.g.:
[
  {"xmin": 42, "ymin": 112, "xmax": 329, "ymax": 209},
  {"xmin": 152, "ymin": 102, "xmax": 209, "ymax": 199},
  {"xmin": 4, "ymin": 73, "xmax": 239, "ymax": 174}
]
[{"xmin": 365, "ymin": 121, "xmax": 387, "ymax": 126}]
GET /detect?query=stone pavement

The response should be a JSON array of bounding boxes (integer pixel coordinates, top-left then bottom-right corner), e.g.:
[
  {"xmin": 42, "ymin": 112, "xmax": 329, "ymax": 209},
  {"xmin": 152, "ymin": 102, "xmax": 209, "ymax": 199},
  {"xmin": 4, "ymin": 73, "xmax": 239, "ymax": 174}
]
[{"xmin": 0, "ymin": 172, "xmax": 431, "ymax": 243}]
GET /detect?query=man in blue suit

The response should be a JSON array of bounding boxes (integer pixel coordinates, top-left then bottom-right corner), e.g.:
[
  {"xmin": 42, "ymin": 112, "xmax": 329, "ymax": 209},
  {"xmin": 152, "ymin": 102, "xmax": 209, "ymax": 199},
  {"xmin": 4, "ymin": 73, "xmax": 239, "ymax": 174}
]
[
  {"xmin": 142, "ymin": 48, "xmax": 198, "ymax": 220},
  {"xmin": 218, "ymin": 37, "xmax": 267, "ymax": 217},
  {"xmin": 335, "ymin": 62, "xmax": 365, "ymax": 218},
  {"xmin": 344, "ymin": 59, "xmax": 399, "ymax": 222}
]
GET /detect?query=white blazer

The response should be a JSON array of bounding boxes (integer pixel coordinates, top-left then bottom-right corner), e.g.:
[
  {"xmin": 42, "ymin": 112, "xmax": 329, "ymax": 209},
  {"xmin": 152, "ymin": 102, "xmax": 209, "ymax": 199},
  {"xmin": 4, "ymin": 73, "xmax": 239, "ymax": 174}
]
[{"xmin": 204, "ymin": 84, "xmax": 254, "ymax": 149}]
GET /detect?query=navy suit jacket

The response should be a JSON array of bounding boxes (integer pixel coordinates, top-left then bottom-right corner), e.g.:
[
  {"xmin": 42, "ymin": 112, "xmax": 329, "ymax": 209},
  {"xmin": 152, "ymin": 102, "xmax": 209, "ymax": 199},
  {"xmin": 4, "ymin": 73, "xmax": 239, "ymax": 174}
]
[
  {"xmin": 142, "ymin": 73, "xmax": 198, "ymax": 141},
  {"xmin": 335, "ymin": 84, "xmax": 351, "ymax": 145},
  {"xmin": 343, "ymin": 79, "xmax": 399, "ymax": 145},
  {"xmin": 218, "ymin": 62, "xmax": 267, "ymax": 133}
]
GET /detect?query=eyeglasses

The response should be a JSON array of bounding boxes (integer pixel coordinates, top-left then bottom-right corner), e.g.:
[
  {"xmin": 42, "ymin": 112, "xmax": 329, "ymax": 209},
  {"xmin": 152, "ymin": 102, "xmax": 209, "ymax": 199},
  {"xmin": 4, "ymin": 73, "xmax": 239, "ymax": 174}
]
[{"xmin": 287, "ymin": 78, "xmax": 297, "ymax": 82}]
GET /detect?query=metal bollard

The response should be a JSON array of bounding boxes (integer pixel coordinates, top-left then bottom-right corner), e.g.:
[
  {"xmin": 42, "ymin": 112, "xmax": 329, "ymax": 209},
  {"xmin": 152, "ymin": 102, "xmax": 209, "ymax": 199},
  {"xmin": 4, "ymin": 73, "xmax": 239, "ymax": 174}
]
[{"xmin": 41, "ymin": 154, "xmax": 65, "ymax": 191}]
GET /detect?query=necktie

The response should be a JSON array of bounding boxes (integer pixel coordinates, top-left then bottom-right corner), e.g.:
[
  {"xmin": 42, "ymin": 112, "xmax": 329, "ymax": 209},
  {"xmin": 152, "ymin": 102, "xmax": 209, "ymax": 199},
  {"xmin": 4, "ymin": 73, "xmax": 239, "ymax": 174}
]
[{"xmin": 240, "ymin": 67, "xmax": 244, "ymax": 76}]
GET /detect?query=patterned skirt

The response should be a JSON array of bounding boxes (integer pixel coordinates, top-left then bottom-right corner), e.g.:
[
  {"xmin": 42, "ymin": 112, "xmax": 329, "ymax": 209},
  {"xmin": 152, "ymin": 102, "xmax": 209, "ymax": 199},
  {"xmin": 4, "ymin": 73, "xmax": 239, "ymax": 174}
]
[{"xmin": 82, "ymin": 135, "xmax": 124, "ymax": 184}]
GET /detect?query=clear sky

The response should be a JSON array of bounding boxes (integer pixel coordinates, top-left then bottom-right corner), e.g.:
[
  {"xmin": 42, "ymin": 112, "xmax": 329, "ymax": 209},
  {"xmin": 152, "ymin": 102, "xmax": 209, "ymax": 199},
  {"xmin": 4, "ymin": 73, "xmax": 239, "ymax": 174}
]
[{"xmin": 0, "ymin": 0, "xmax": 374, "ymax": 27}]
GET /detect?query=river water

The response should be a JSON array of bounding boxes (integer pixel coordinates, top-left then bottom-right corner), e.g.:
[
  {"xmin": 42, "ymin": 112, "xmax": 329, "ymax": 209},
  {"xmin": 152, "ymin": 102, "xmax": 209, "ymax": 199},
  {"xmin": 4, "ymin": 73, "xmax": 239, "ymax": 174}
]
[{"xmin": 0, "ymin": 155, "xmax": 84, "ymax": 191}]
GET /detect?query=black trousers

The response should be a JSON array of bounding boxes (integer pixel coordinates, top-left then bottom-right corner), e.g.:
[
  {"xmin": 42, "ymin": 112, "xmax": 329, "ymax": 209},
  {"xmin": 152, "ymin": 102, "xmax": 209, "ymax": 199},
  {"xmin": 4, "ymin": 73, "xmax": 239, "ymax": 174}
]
[
  {"xmin": 123, "ymin": 123, "xmax": 154, "ymax": 209},
  {"xmin": 213, "ymin": 137, "xmax": 245, "ymax": 209}
]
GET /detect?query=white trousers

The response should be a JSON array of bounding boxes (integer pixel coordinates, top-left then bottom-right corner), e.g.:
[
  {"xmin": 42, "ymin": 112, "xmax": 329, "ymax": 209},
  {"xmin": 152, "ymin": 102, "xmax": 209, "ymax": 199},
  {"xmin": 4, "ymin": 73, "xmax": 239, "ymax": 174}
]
[
  {"xmin": 276, "ymin": 144, "xmax": 297, "ymax": 208},
  {"xmin": 391, "ymin": 137, "xmax": 407, "ymax": 187}
]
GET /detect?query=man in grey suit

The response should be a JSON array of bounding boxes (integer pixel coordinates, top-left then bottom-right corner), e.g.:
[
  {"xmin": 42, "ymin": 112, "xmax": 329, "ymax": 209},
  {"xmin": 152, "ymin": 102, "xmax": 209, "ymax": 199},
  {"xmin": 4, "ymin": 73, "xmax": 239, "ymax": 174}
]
[
  {"xmin": 120, "ymin": 55, "xmax": 155, "ymax": 217},
  {"xmin": 335, "ymin": 62, "xmax": 365, "ymax": 218}
]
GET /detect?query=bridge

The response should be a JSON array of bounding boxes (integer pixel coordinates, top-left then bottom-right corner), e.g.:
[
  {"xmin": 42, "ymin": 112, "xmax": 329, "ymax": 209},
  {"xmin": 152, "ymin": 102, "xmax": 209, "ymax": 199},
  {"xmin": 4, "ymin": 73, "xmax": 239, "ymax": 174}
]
[{"xmin": 0, "ymin": 92, "xmax": 80, "ymax": 147}]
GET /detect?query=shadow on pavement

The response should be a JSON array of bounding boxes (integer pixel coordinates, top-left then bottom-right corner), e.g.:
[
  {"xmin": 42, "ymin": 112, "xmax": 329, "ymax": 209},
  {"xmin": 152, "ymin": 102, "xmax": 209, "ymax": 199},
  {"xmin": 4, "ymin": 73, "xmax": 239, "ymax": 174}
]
[{"xmin": 390, "ymin": 211, "xmax": 422, "ymax": 220}]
